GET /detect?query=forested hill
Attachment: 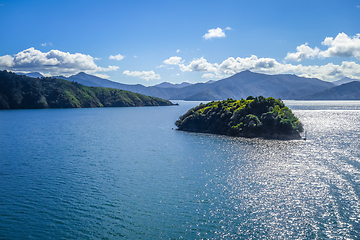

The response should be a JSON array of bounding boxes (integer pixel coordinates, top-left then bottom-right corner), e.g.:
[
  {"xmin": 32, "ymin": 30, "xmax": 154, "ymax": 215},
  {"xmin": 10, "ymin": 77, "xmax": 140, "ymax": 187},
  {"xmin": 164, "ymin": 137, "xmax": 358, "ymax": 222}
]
[{"xmin": 0, "ymin": 70, "xmax": 174, "ymax": 109}]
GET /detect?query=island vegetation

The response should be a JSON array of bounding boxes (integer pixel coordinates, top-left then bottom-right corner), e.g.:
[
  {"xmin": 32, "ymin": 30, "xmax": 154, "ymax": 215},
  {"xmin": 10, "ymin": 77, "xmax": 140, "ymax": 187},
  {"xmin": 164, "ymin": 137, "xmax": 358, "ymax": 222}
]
[
  {"xmin": 175, "ymin": 96, "xmax": 303, "ymax": 139},
  {"xmin": 0, "ymin": 70, "xmax": 174, "ymax": 109}
]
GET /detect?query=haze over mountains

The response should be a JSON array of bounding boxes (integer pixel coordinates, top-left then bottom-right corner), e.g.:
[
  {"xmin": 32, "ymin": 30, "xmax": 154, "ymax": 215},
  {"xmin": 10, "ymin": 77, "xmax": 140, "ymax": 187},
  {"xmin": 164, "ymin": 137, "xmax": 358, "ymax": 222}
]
[
  {"xmin": 304, "ymin": 81, "xmax": 360, "ymax": 100},
  {"xmin": 22, "ymin": 70, "xmax": 360, "ymax": 100},
  {"xmin": 332, "ymin": 77, "xmax": 360, "ymax": 86}
]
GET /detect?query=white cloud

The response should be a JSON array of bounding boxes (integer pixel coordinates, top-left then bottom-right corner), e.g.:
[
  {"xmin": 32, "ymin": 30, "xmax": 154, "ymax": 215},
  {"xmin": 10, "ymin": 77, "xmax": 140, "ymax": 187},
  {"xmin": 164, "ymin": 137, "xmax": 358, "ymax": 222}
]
[
  {"xmin": 320, "ymin": 33, "xmax": 360, "ymax": 59},
  {"xmin": 41, "ymin": 42, "xmax": 52, "ymax": 47},
  {"xmin": 285, "ymin": 43, "xmax": 321, "ymax": 61},
  {"xmin": 286, "ymin": 33, "xmax": 360, "ymax": 61},
  {"xmin": 93, "ymin": 73, "xmax": 110, "ymax": 79},
  {"xmin": 179, "ymin": 57, "xmax": 218, "ymax": 72},
  {"xmin": 213, "ymin": 55, "xmax": 281, "ymax": 76},
  {"xmin": 203, "ymin": 27, "xmax": 230, "ymax": 40},
  {"xmin": 164, "ymin": 56, "xmax": 183, "ymax": 65},
  {"xmin": 0, "ymin": 55, "xmax": 15, "ymax": 67},
  {"xmin": 202, "ymin": 73, "xmax": 216, "ymax": 79},
  {"xmin": 176, "ymin": 49, "xmax": 180, "ymax": 53},
  {"xmin": 123, "ymin": 70, "xmax": 160, "ymax": 81},
  {"xmin": 109, "ymin": 54, "xmax": 125, "ymax": 61},
  {"xmin": 0, "ymin": 47, "xmax": 118, "ymax": 76}
]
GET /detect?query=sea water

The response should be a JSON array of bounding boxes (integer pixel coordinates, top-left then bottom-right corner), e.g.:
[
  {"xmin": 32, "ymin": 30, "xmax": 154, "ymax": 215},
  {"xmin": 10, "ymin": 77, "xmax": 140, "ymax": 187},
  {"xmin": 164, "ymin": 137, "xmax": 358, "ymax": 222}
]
[{"xmin": 0, "ymin": 101, "xmax": 360, "ymax": 239}]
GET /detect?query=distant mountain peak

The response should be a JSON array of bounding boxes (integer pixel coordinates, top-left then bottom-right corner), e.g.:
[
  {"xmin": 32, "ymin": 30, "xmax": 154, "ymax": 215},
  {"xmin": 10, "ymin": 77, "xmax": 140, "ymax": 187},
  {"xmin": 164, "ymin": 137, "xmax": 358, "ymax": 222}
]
[
  {"xmin": 19, "ymin": 72, "xmax": 44, "ymax": 78},
  {"xmin": 154, "ymin": 81, "xmax": 193, "ymax": 89},
  {"xmin": 74, "ymin": 72, "xmax": 88, "ymax": 76},
  {"xmin": 234, "ymin": 70, "xmax": 261, "ymax": 77},
  {"xmin": 68, "ymin": 72, "xmax": 105, "ymax": 81}
]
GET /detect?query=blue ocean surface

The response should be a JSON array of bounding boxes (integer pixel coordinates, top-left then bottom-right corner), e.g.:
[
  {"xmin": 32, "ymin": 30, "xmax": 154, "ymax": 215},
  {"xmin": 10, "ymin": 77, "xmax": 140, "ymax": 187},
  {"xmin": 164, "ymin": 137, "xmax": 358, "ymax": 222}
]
[{"xmin": 1, "ymin": 100, "xmax": 360, "ymax": 239}]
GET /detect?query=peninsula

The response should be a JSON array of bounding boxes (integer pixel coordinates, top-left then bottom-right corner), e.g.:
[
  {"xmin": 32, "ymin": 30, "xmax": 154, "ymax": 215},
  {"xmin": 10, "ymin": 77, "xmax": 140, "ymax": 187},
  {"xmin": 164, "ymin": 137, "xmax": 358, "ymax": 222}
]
[
  {"xmin": 175, "ymin": 96, "xmax": 303, "ymax": 139},
  {"xmin": 0, "ymin": 70, "xmax": 174, "ymax": 109}
]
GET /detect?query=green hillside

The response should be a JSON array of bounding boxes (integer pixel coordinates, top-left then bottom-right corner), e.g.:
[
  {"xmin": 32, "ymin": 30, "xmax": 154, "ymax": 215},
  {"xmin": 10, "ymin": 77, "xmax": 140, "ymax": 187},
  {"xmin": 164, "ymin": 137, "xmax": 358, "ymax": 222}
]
[
  {"xmin": 175, "ymin": 96, "xmax": 303, "ymax": 139},
  {"xmin": 0, "ymin": 70, "xmax": 174, "ymax": 109}
]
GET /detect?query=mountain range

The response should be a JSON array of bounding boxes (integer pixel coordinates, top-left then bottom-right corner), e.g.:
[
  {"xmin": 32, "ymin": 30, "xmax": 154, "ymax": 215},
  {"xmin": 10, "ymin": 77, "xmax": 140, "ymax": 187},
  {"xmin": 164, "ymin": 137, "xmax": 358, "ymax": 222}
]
[{"xmin": 21, "ymin": 71, "xmax": 360, "ymax": 100}]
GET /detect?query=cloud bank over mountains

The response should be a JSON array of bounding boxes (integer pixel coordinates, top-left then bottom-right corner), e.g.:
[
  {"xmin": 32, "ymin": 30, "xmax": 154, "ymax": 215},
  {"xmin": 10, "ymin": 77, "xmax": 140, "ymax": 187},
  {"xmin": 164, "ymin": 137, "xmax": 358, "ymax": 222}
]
[
  {"xmin": 0, "ymin": 47, "xmax": 118, "ymax": 76},
  {"xmin": 123, "ymin": 70, "xmax": 160, "ymax": 81},
  {"xmin": 164, "ymin": 55, "xmax": 360, "ymax": 81},
  {"xmin": 0, "ymin": 32, "xmax": 359, "ymax": 82},
  {"xmin": 162, "ymin": 32, "xmax": 360, "ymax": 81}
]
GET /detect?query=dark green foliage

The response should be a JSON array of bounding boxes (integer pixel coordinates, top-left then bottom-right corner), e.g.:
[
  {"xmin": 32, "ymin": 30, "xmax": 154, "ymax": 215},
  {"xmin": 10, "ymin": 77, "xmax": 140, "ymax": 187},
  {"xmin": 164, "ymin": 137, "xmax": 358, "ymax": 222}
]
[
  {"xmin": 175, "ymin": 96, "xmax": 303, "ymax": 139},
  {"xmin": 0, "ymin": 70, "xmax": 173, "ymax": 109}
]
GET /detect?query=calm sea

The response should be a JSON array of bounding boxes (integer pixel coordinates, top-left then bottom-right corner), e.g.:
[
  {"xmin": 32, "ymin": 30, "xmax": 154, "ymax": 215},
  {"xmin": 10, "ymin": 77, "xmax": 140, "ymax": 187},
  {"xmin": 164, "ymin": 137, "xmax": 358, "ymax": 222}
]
[{"xmin": 1, "ymin": 101, "xmax": 360, "ymax": 239}]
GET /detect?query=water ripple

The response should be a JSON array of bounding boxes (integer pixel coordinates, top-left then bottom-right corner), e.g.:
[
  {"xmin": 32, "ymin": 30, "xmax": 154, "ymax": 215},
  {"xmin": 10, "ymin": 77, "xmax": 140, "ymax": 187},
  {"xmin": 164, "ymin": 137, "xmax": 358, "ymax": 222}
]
[{"xmin": 1, "ymin": 105, "xmax": 360, "ymax": 239}]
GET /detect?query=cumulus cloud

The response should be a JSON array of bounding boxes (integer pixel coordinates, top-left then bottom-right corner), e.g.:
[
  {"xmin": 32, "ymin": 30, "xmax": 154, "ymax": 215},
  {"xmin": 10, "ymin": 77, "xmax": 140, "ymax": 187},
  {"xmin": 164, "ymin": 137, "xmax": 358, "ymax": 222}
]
[
  {"xmin": 165, "ymin": 54, "xmax": 360, "ymax": 81},
  {"xmin": 109, "ymin": 54, "xmax": 125, "ymax": 61},
  {"xmin": 123, "ymin": 70, "xmax": 160, "ymax": 81},
  {"xmin": 203, "ymin": 27, "xmax": 231, "ymax": 40},
  {"xmin": 202, "ymin": 73, "xmax": 216, "ymax": 79},
  {"xmin": 164, "ymin": 56, "xmax": 183, "ymax": 65},
  {"xmin": 286, "ymin": 33, "xmax": 360, "ymax": 61},
  {"xmin": 0, "ymin": 47, "xmax": 119, "ymax": 76},
  {"xmin": 320, "ymin": 33, "xmax": 360, "ymax": 59},
  {"xmin": 179, "ymin": 57, "xmax": 218, "ymax": 72},
  {"xmin": 93, "ymin": 73, "xmax": 110, "ymax": 79},
  {"xmin": 0, "ymin": 55, "xmax": 14, "ymax": 68},
  {"xmin": 285, "ymin": 43, "xmax": 321, "ymax": 61},
  {"xmin": 176, "ymin": 49, "xmax": 180, "ymax": 53}
]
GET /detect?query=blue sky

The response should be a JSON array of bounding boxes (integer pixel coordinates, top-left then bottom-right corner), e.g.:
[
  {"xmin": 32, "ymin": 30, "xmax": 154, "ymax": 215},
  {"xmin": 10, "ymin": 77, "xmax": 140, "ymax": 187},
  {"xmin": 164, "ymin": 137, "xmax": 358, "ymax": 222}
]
[{"xmin": 0, "ymin": 0, "xmax": 359, "ymax": 85}]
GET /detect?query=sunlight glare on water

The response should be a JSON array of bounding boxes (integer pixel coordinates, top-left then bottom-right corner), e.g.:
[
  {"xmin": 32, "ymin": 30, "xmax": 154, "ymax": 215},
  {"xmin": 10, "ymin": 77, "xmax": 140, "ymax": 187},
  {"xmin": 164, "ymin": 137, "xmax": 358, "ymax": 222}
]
[{"xmin": 0, "ymin": 101, "xmax": 360, "ymax": 239}]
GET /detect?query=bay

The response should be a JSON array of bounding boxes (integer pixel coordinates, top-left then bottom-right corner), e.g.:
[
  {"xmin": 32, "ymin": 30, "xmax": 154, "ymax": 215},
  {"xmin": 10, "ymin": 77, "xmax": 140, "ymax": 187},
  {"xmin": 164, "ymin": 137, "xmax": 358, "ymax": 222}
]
[{"xmin": 0, "ymin": 100, "xmax": 360, "ymax": 239}]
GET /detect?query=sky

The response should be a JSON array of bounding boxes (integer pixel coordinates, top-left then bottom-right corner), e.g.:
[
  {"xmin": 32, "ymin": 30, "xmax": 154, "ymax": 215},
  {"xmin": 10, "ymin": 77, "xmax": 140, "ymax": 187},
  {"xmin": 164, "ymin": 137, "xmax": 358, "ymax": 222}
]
[{"xmin": 0, "ymin": 0, "xmax": 360, "ymax": 86}]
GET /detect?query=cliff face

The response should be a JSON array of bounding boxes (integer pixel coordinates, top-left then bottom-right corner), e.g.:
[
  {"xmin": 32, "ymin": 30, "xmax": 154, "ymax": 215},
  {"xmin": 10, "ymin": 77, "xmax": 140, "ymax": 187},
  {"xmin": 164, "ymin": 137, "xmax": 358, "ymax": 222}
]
[
  {"xmin": 175, "ymin": 96, "xmax": 303, "ymax": 139},
  {"xmin": 0, "ymin": 71, "xmax": 174, "ymax": 109}
]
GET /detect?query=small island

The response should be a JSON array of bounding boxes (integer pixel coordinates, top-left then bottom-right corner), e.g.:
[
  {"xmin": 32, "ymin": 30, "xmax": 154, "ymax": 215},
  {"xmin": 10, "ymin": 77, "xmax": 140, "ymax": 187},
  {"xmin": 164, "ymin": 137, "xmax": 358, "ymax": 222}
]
[{"xmin": 175, "ymin": 96, "xmax": 303, "ymax": 139}]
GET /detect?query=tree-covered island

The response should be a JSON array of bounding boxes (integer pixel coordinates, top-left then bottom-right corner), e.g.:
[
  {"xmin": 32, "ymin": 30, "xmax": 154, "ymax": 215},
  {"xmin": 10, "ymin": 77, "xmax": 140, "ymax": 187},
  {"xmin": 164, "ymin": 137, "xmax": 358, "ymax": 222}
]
[{"xmin": 175, "ymin": 96, "xmax": 304, "ymax": 139}]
